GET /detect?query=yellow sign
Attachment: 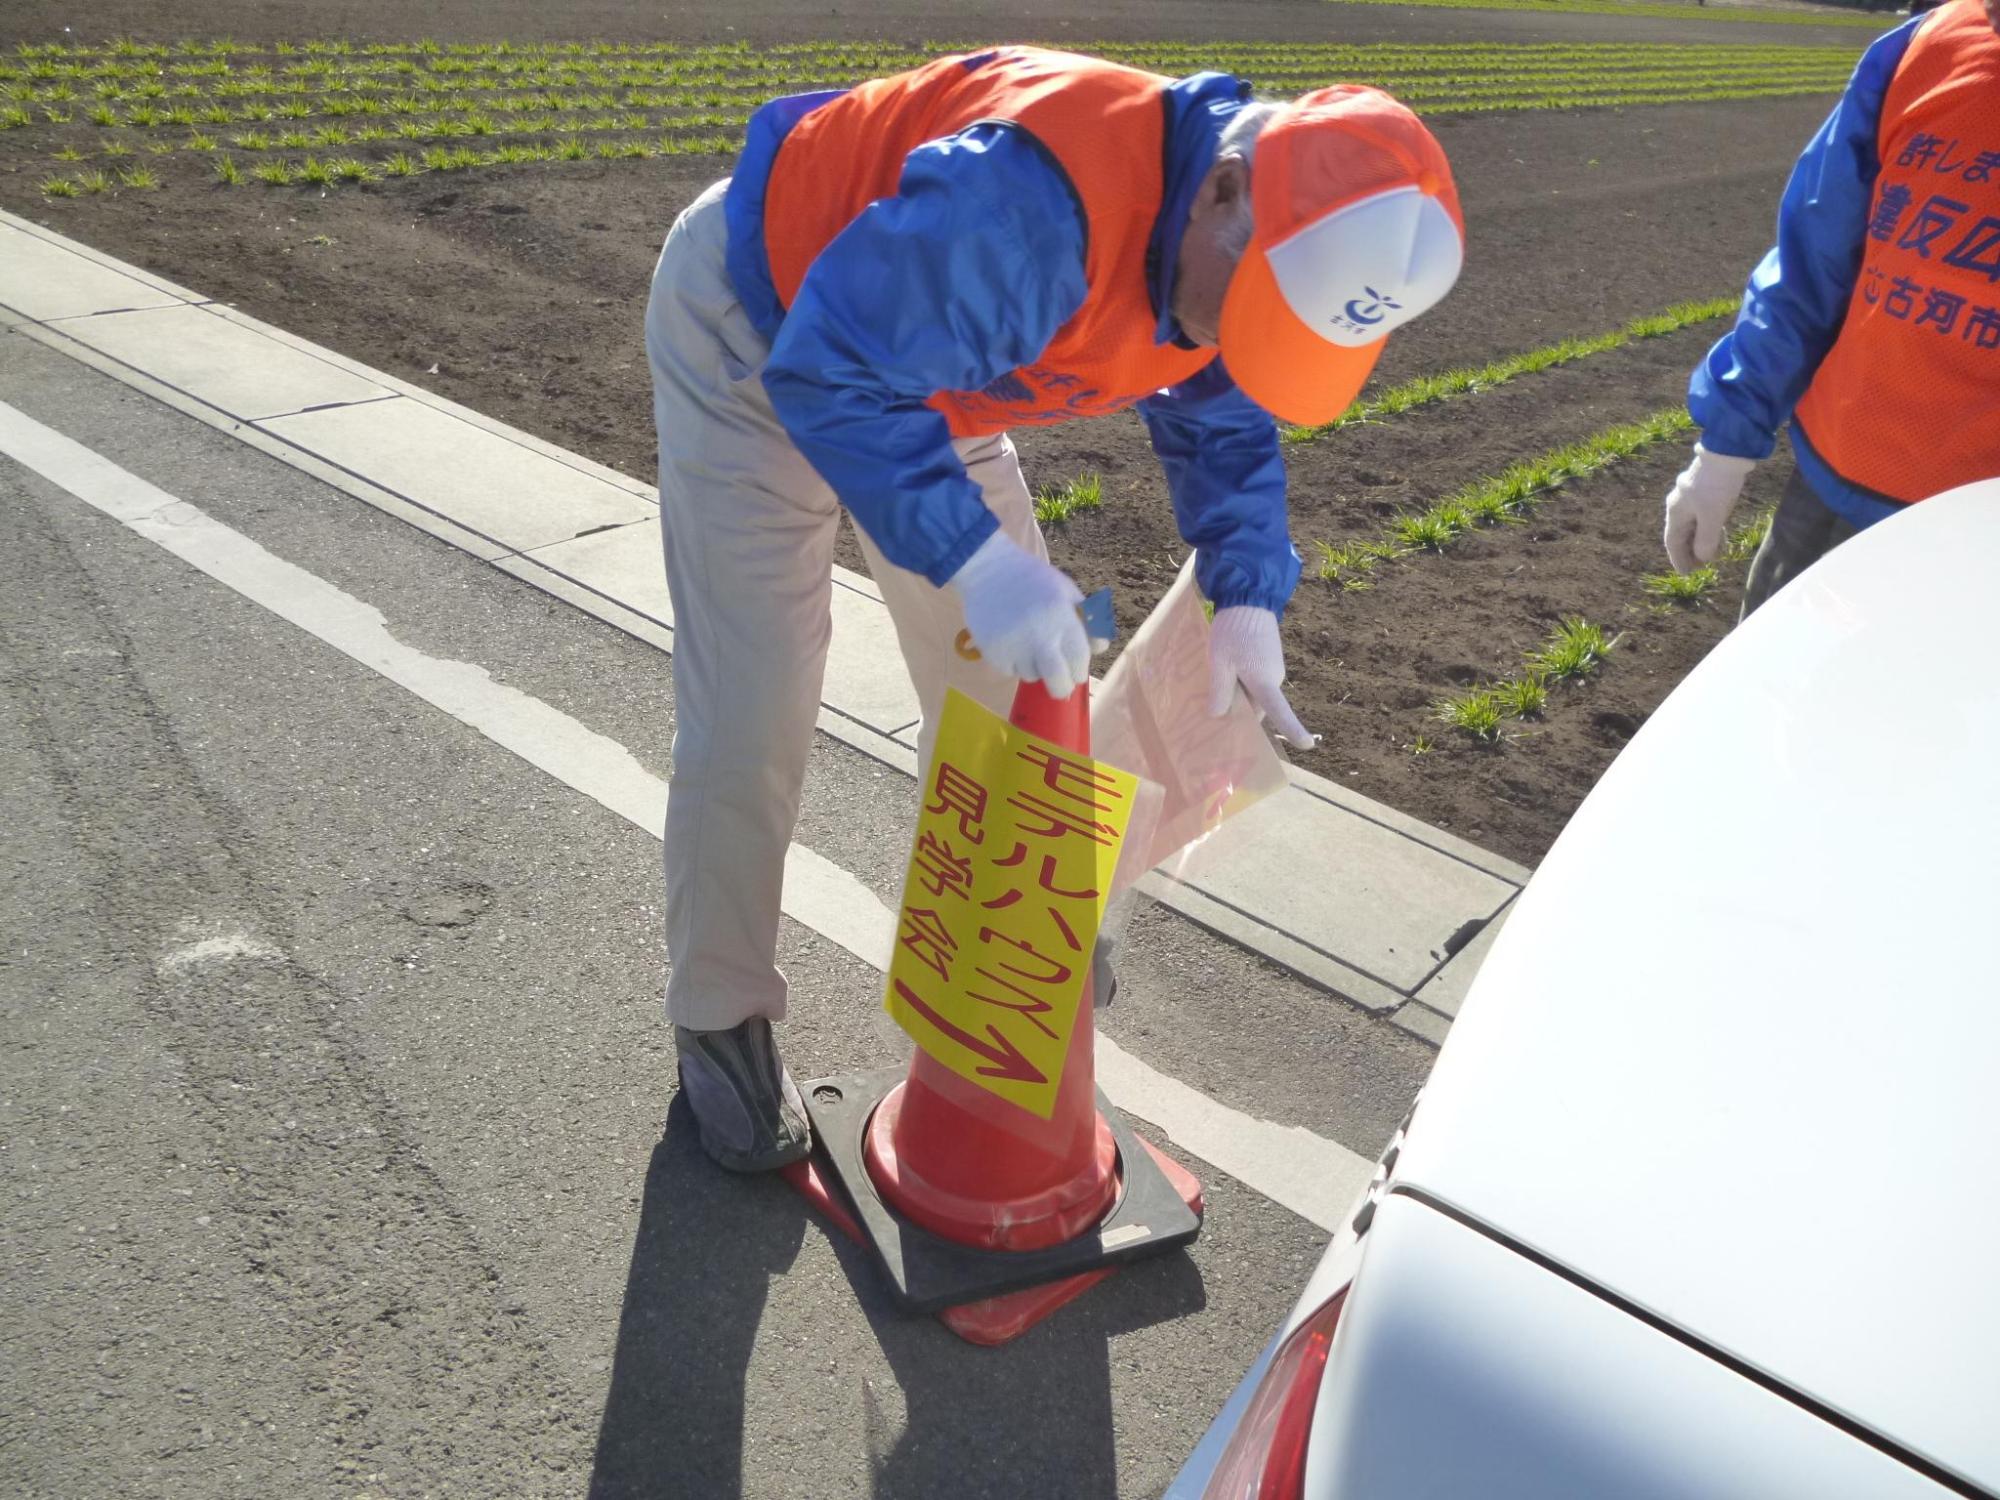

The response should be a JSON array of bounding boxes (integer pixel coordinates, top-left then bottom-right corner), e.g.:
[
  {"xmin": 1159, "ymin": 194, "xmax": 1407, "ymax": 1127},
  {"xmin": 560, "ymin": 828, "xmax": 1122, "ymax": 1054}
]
[{"xmin": 884, "ymin": 690, "xmax": 1139, "ymax": 1119}]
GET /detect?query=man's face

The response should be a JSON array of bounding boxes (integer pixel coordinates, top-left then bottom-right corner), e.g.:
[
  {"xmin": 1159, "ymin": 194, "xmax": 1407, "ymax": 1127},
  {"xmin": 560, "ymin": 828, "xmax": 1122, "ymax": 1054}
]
[{"xmin": 1171, "ymin": 155, "xmax": 1252, "ymax": 348}]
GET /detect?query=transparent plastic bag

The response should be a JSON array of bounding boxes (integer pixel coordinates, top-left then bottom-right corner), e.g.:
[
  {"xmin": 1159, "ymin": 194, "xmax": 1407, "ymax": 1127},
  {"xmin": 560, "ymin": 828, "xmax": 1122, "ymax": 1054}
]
[{"xmin": 1093, "ymin": 556, "xmax": 1290, "ymax": 900}]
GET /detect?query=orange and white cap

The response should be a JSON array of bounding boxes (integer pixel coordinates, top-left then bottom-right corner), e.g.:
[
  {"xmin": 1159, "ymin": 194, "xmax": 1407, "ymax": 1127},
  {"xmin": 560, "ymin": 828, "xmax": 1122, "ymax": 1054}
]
[{"xmin": 1219, "ymin": 86, "xmax": 1465, "ymax": 427}]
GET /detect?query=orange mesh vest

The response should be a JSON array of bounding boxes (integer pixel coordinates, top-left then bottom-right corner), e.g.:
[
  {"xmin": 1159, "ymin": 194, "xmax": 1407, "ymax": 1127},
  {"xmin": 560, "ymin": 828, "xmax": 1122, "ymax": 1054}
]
[
  {"xmin": 1794, "ymin": 2, "xmax": 2000, "ymax": 504},
  {"xmin": 762, "ymin": 48, "xmax": 1217, "ymax": 437}
]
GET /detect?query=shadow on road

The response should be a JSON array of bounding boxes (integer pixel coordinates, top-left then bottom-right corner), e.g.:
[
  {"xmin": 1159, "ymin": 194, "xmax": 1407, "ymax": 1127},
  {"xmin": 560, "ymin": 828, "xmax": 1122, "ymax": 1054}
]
[
  {"xmin": 864, "ymin": 1247, "xmax": 1208, "ymax": 1500},
  {"xmin": 588, "ymin": 1096, "xmax": 1207, "ymax": 1499},
  {"xmin": 588, "ymin": 1096, "xmax": 808, "ymax": 1499}
]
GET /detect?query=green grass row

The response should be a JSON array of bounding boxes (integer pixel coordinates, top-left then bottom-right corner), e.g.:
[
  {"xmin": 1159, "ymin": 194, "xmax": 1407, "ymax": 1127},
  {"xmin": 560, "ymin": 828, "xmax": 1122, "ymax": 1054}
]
[
  {"xmin": 7, "ymin": 63, "xmax": 1850, "ymax": 132},
  {"xmin": 1635, "ymin": 502, "xmax": 1772, "ymax": 602},
  {"xmin": 1323, "ymin": 0, "xmax": 1889, "ymax": 28},
  {"xmin": 9, "ymin": 35, "xmax": 1875, "ymax": 65},
  {"xmin": 8, "ymin": 38, "xmax": 923, "ymax": 60},
  {"xmin": 14, "ymin": 104, "xmax": 748, "ymax": 133},
  {"xmin": 6, "ymin": 56, "xmax": 1859, "ymax": 106},
  {"xmin": 5, "ymin": 51, "xmax": 1858, "ymax": 107},
  {"xmin": 1414, "ymin": 79, "xmax": 1854, "ymax": 112},
  {"xmin": 19, "ymin": 80, "xmax": 1842, "ymax": 189},
  {"xmin": 1086, "ymin": 38, "xmax": 1860, "ymax": 58},
  {"xmin": 16, "ymin": 79, "xmax": 1855, "ymax": 176},
  {"xmin": 9, "ymin": 65, "xmax": 1854, "ymax": 126},
  {"xmin": 1431, "ymin": 617, "xmax": 1620, "ymax": 742},
  {"xmin": 32, "ymin": 128, "xmax": 724, "ymax": 165},
  {"xmin": 1285, "ymin": 296, "xmax": 1736, "ymax": 443},
  {"xmin": 19, "ymin": 77, "xmax": 1845, "ymax": 177},
  {"xmin": 5, "ymin": 42, "xmax": 1862, "ymax": 77},
  {"xmin": 1033, "ymin": 472, "xmax": 1105, "ymax": 524},
  {"xmin": 1312, "ymin": 407, "xmax": 1696, "ymax": 590},
  {"xmin": 38, "ymin": 135, "xmax": 742, "ymax": 192},
  {"xmin": 19, "ymin": 76, "xmax": 1854, "ymax": 181},
  {"xmin": 2, "ymin": 38, "xmax": 1861, "ymax": 143},
  {"xmin": 1, "ymin": 43, "xmax": 1865, "ymax": 108},
  {"xmin": 35, "ymin": 164, "xmax": 161, "ymax": 194}
]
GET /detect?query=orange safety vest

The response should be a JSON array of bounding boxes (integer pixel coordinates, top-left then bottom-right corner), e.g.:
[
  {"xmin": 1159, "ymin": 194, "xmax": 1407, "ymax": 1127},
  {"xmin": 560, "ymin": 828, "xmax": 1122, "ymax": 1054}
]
[
  {"xmin": 1794, "ymin": 2, "xmax": 2000, "ymax": 504},
  {"xmin": 761, "ymin": 48, "xmax": 1218, "ymax": 437}
]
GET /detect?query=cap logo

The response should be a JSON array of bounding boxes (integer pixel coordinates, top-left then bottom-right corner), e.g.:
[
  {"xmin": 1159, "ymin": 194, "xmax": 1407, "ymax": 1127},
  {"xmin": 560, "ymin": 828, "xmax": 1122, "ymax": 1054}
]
[{"xmin": 1338, "ymin": 287, "xmax": 1404, "ymax": 332}]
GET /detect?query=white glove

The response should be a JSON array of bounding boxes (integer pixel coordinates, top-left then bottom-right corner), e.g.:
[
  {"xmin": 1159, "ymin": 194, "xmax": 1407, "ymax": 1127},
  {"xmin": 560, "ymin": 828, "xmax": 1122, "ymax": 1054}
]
[
  {"xmin": 948, "ymin": 530, "xmax": 1090, "ymax": 698},
  {"xmin": 1207, "ymin": 605, "xmax": 1316, "ymax": 750},
  {"xmin": 1663, "ymin": 444, "xmax": 1757, "ymax": 572}
]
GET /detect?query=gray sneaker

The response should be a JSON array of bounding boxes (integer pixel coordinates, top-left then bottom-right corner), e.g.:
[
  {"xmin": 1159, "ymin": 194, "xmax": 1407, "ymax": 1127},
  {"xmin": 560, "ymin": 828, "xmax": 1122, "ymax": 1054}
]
[{"xmin": 673, "ymin": 1018, "xmax": 812, "ymax": 1172}]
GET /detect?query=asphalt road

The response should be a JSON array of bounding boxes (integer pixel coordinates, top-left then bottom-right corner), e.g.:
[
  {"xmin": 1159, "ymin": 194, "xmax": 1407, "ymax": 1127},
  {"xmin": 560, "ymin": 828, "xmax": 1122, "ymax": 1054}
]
[{"xmin": 0, "ymin": 328, "xmax": 1435, "ymax": 1498}]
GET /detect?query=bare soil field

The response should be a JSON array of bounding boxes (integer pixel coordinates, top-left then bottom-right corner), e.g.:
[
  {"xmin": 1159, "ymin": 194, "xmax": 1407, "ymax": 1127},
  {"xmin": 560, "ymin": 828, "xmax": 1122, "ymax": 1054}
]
[
  {"xmin": 0, "ymin": 0, "xmax": 1885, "ymax": 49},
  {"xmin": 0, "ymin": 8, "xmax": 1860, "ymax": 862}
]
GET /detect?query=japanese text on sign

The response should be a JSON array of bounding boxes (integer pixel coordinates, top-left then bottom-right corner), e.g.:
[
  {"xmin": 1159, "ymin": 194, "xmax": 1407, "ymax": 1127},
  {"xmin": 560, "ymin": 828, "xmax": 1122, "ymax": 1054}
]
[{"xmin": 884, "ymin": 690, "xmax": 1138, "ymax": 1118}]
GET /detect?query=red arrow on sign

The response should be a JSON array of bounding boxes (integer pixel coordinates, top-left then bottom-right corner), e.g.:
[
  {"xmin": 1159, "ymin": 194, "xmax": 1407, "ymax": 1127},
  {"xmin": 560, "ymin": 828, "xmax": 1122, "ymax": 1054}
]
[{"xmin": 891, "ymin": 979, "xmax": 1046, "ymax": 1085}]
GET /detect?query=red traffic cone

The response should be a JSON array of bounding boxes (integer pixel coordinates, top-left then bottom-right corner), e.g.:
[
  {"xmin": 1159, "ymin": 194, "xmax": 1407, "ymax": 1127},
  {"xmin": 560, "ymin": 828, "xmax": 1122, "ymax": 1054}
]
[
  {"xmin": 863, "ymin": 679, "xmax": 1119, "ymax": 1252},
  {"xmin": 786, "ymin": 678, "xmax": 1203, "ymax": 1345}
]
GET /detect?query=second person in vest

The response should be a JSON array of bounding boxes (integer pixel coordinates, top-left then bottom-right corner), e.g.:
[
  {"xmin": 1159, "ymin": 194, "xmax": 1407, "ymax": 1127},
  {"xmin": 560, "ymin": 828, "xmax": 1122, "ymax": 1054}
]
[
  {"xmin": 1662, "ymin": 0, "xmax": 2000, "ymax": 616},
  {"xmin": 646, "ymin": 47, "xmax": 1466, "ymax": 1172}
]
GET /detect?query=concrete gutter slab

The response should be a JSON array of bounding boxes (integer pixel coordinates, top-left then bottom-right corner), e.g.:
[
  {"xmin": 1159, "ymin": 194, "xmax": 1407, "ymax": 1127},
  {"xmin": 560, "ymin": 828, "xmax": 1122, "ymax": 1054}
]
[
  {"xmin": 0, "ymin": 222, "xmax": 182, "ymax": 322},
  {"xmin": 1168, "ymin": 787, "xmax": 1516, "ymax": 997},
  {"xmin": 522, "ymin": 519, "xmax": 674, "ymax": 630},
  {"xmin": 1413, "ymin": 894, "xmax": 1515, "ymax": 1020},
  {"xmin": 1388, "ymin": 1001, "xmax": 1455, "ymax": 1046},
  {"xmin": 1285, "ymin": 762, "xmax": 1533, "ymax": 886},
  {"xmin": 52, "ymin": 302, "xmax": 393, "ymax": 421},
  {"xmin": 259, "ymin": 397, "xmax": 653, "ymax": 554},
  {"xmin": 826, "ymin": 583, "xmax": 923, "ymax": 738}
]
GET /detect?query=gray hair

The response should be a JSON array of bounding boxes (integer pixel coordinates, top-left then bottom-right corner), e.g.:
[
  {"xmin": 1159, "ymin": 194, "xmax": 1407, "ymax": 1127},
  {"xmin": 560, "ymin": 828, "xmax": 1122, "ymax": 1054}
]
[
  {"xmin": 1214, "ymin": 101, "xmax": 1281, "ymax": 260},
  {"xmin": 1216, "ymin": 100, "xmax": 1283, "ymax": 168}
]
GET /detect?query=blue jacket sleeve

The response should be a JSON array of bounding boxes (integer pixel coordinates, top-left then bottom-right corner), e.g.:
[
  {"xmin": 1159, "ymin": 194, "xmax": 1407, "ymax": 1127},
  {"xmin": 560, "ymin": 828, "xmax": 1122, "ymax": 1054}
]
[
  {"xmin": 759, "ymin": 124, "xmax": 1089, "ymax": 586},
  {"xmin": 1137, "ymin": 362, "xmax": 1300, "ymax": 613},
  {"xmin": 1689, "ymin": 16, "xmax": 1923, "ymax": 460}
]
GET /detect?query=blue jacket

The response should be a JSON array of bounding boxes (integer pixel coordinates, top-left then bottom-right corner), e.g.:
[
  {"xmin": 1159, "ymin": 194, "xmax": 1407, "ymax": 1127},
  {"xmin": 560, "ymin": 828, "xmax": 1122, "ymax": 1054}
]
[
  {"xmin": 1689, "ymin": 14, "xmax": 1929, "ymax": 529},
  {"xmin": 723, "ymin": 72, "xmax": 1301, "ymax": 612}
]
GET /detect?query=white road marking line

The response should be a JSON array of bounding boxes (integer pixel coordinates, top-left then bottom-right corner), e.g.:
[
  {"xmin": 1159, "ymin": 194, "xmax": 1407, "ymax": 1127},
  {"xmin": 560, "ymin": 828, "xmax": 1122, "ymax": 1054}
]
[
  {"xmin": 1095, "ymin": 1036, "xmax": 1375, "ymax": 1231},
  {"xmin": 1, "ymin": 400, "xmax": 1370, "ymax": 1232}
]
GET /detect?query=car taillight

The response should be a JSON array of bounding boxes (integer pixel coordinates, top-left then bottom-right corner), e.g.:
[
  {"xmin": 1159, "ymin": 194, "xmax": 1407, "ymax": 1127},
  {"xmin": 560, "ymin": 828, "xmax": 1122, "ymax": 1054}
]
[{"xmin": 1199, "ymin": 1288, "xmax": 1349, "ymax": 1500}]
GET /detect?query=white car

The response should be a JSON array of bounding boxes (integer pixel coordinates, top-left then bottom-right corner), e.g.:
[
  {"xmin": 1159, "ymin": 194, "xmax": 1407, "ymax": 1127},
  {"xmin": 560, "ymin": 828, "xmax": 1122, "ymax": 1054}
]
[{"xmin": 1168, "ymin": 478, "xmax": 2000, "ymax": 1500}]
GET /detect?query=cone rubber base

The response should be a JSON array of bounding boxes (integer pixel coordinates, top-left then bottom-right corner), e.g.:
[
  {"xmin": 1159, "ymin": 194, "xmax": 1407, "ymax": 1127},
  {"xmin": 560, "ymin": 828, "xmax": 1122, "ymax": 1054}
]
[
  {"xmin": 936, "ymin": 1138, "xmax": 1204, "ymax": 1346},
  {"xmin": 785, "ymin": 1066, "xmax": 1202, "ymax": 1330}
]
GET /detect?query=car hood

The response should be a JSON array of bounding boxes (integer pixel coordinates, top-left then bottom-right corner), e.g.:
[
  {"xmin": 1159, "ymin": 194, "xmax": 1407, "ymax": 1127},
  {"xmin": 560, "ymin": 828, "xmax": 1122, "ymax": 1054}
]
[{"xmin": 1396, "ymin": 479, "xmax": 2000, "ymax": 1496}]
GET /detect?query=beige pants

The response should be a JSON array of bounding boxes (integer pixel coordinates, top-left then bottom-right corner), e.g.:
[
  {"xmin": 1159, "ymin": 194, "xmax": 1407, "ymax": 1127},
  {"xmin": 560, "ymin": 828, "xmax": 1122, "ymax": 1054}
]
[{"xmin": 645, "ymin": 180, "xmax": 1048, "ymax": 1031}]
